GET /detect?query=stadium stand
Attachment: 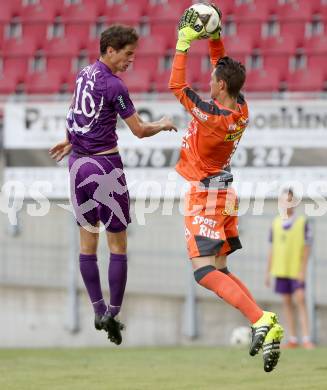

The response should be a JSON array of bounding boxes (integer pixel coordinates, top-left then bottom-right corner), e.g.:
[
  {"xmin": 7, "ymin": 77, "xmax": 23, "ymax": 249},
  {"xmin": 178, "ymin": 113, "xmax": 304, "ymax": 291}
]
[{"xmin": 0, "ymin": 0, "xmax": 326, "ymax": 94}]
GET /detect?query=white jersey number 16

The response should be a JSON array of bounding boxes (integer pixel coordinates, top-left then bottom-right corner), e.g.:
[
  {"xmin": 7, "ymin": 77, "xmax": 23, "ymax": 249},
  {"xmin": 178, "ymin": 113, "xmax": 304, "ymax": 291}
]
[{"xmin": 73, "ymin": 77, "xmax": 96, "ymax": 118}]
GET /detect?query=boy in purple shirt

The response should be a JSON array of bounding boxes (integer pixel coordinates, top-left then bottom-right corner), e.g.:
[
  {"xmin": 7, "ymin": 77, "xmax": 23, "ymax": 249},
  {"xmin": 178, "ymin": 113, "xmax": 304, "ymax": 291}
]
[{"xmin": 50, "ymin": 25, "xmax": 176, "ymax": 345}]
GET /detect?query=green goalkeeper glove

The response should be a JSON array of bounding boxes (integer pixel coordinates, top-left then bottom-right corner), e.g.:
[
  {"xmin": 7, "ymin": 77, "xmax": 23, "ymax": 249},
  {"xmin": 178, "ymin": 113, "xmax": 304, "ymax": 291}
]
[{"xmin": 176, "ymin": 8, "xmax": 206, "ymax": 52}]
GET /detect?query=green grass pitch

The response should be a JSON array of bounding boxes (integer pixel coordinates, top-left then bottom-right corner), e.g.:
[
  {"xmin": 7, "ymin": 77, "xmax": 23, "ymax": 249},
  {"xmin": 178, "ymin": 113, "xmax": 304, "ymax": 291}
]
[{"xmin": 0, "ymin": 346, "xmax": 326, "ymax": 390}]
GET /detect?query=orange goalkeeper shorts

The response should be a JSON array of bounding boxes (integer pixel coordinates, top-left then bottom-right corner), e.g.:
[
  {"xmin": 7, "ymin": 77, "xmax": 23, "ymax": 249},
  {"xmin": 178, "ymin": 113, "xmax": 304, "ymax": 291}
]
[{"xmin": 184, "ymin": 186, "xmax": 242, "ymax": 259}]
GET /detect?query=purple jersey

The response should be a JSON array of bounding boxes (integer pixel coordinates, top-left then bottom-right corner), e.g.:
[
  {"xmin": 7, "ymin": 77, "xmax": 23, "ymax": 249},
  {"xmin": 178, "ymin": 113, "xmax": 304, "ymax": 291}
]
[{"xmin": 66, "ymin": 60, "xmax": 136, "ymax": 155}]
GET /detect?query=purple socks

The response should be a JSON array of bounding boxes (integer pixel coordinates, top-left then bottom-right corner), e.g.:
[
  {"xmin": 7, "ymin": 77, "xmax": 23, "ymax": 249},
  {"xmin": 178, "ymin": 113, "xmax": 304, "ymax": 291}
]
[
  {"xmin": 79, "ymin": 253, "xmax": 128, "ymax": 318},
  {"xmin": 79, "ymin": 254, "xmax": 106, "ymax": 315},
  {"xmin": 107, "ymin": 253, "xmax": 128, "ymax": 317}
]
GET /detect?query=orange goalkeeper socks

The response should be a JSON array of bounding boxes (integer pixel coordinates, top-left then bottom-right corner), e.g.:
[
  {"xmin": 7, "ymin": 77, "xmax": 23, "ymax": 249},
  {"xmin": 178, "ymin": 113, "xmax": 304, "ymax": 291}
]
[
  {"xmin": 228, "ymin": 272, "xmax": 257, "ymax": 304},
  {"xmin": 195, "ymin": 266, "xmax": 263, "ymax": 324}
]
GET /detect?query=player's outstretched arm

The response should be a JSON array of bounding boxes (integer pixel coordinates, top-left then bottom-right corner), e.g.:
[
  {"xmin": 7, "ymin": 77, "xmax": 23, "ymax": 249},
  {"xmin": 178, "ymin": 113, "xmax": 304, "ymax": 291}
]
[
  {"xmin": 124, "ymin": 112, "xmax": 177, "ymax": 138},
  {"xmin": 169, "ymin": 9, "xmax": 205, "ymax": 99},
  {"xmin": 49, "ymin": 137, "xmax": 72, "ymax": 162},
  {"xmin": 207, "ymin": 4, "xmax": 225, "ymax": 67}
]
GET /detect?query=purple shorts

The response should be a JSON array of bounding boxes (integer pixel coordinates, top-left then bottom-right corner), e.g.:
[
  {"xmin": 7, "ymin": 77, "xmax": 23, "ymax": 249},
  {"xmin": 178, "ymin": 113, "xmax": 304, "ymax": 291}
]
[
  {"xmin": 68, "ymin": 152, "xmax": 131, "ymax": 232},
  {"xmin": 275, "ymin": 277, "xmax": 305, "ymax": 295}
]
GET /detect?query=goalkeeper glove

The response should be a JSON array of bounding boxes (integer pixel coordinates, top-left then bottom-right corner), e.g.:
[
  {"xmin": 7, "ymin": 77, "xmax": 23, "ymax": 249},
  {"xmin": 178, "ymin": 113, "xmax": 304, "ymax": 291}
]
[{"xmin": 176, "ymin": 9, "xmax": 206, "ymax": 52}]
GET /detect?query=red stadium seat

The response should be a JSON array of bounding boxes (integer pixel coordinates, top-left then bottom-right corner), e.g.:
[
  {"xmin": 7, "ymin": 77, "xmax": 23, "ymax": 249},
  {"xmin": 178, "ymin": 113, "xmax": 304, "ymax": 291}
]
[
  {"xmin": 22, "ymin": 24, "xmax": 50, "ymax": 46},
  {"xmin": 86, "ymin": 39, "xmax": 100, "ymax": 62},
  {"xmin": 233, "ymin": 1, "xmax": 278, "ymax": 23},
  {"xmin": 136, "ymin": 35, "xmax": 168, "ymax": 56},
  {"xmin": 307, "ymin": 55, "xmax": 327, "ymax": 77},
  {"xmin": 44, "ymin": 38, "xmax": 80, "ymax": 74},
  {"xmin": 63, "ymin": 71, "xmax": 78, "ymax": 94},
  {"xmin": 44, "ymin": 37, "xmax": 80, "ymax": 57},
  {"xmin": 0, "ymin": 1, "xmax": 22, "ymax": 20},
  {"xmin": 3, "ymin": 37, "xmax": 38, "ymax": 57},
  {"xmin": 62, "ymin": 2, "xmax": 98, "ymax": 23},
  {"xmin": 260, "ymin": 36, "xmax": 295, "ymax": 77},
  {"xmin": 133, "ymin": 55, "xmax": 162, "ymax": 74},
  {"xmin": 65, "ymin": 24, "xmax": 94, "ymax": 45},
  {"xmin": 0, "ymin": 5, "xmax": 15, "ymax": 24},
  {"xmin": 120, "ymin": 69, "xmax": 152, "ymax": 93},
  {"xmin": 244, "ymin": 68, "xmax": 281, "ymax": 92},
  {"xmin": 116, "ymin": 0, "xmax": 149, "ymax": 14},
  {"xmin": 149, "ymin": 21, "xmax": 178, "ymax": 47},
  {"xmin": 148, "ymin": 2, "xmax": 185, "ymax": 23},
  {"xmin": 303, "ymin": 35, "xmax": 327, "ymax": 54},
  {"xmin": 83, "ymin": 0, "xmax": 108, "ymax": 15},
  {"xmin": 228, "ymin": 53, "xmax": 247, "ymax": 66},
  {"xmin": 274, "ymin": 0, "xmax": 315, "ymax": 22},
  {"xmin": 279, "ymin": 21, "xmax": 308, "ymax": 40},
  {"xmin": 25, "ymin": 71, "xmax": 64, "ymax": 94},
  {"xmin": 153, "ymin": 70, "xmax": 171, "ymax": 93},
  {"xmin": 259, "ymin": 34, "xmax": 299, "ymax": 55},
  {"xmin": 303, "ymin": 0, "xmax": 327, "ymax": 13},
  {"xmin": 262, "ymin": 55, "xmax": 290, "ymax": 79},
  {"xmin": 286, "ymin": 68, "xmax": 325, "ymax": 91},
  {"xmin": 187, "ymin": 55, "xmax": 206, "ymax": 78},
  {"xmin": 0, "ymin": 69, "xmax": 23, "ymax": 94},
  {"xmin": 0, "ymin": 25, "xmax": 4, "ymax": 46},
  {"xmin": 189, "ymin": 40, "xmax": 208, "ymax": 56},
  {"xmin": 223, "ymin": 35, "xmax": 255, "ymax": 56},
  {"xmin": 3, "ymin": 57, "xmax": 29, "ymax": 75},
  {"xmin": 197, "ymin": 70, "xmax": 212, "ymax": 92},
  {"xmin": 21, "ymin": 2, "xmax": 59, "ymax": 22},
  {"xmin": 21, "ymin": 2, "xmax": 59, "ymax": 45},
  {"xmin": 148, "ymin": 2, "xmax": 185, "ymax": 45},
  {"xmin": 107, "ymin": 3, "xmax": 144, "ymax": 24},
  {"xmin": 62, "ymin": 2, "xmax": 99, "ymax": 44},
  {"xmin": 47, "ymin": 56, "xmax": 75, "ymax": 74},
  {"xmin": 319, "ymin": 4, "xmax": 327, "ymax": 21},
  {"xmin": 236, "ymin": 23, "xmax": 263, "ymax": 45},
  {"xmin": 38, "ymin": 0, "xmax": 65, "ymax": 14}
]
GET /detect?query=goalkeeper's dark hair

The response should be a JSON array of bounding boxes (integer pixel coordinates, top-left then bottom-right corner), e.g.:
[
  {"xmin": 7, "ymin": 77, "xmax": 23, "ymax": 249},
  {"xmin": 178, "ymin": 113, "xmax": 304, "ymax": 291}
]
[
  {"xmin": 100, "ymin": 25, "xmax": 139, "ymax": 55},
  {"xmin": 214, "ymin": 57, "xmax": 246, "ymax": 98},
  {"xmin": 282, "ymin": 187, "xmax": 294, "ymax": 198}
]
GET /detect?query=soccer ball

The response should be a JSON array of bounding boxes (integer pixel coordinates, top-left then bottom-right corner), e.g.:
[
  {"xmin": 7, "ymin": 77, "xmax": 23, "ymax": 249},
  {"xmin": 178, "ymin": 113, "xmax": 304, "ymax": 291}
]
[
  {"xmin": 188, "ymin": 3, "xmax": 221, "ymax": 35},
  {"xmin": 230, "ymin": 326, "xmax": 252, "ymax": 346}
]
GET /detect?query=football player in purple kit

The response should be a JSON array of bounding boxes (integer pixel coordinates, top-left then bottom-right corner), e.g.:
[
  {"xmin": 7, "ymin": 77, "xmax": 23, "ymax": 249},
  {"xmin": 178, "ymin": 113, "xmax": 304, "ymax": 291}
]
[{"xmin": 50, "ymin": 25, "xmax": 177, "ymax": 345}]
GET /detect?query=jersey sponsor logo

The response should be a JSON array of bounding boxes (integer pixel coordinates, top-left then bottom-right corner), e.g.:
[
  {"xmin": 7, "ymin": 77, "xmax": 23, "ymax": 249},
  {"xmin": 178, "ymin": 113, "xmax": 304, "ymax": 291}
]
[
  {"xmin": 224, "ymin": 129, "xmax": 244, "ymax": 142},
  {"xmin": 222, "ymin": 198, "xmax": 239, "ymax": 216},
  {"xmin": 192, "ymin": 216, "xmax": 220, "ymax": 240},
  {"xmin": 192, "ymin": 216, "xmax": 217, "ymax": 228},
  {"xmin": 191, "ymin": 107, "xmax": 208, "ymax": 121},
  {"xmin": 181, "ymin": 120, "xmax": 198, "ymax": 149},
  {"xmin": 228, "ymin": 124, "xmax": 237, "ymax": 131},
  {"xmin": 117, "ymin": 95, "xmax": 126, "ymax": 110},
  {"xmin": 225, "ymin": 116, "xmax": 248, "ymax": 141},
  {"xmin": 198, "ymin": 225, "xmax": 220, "ymax": 240}
]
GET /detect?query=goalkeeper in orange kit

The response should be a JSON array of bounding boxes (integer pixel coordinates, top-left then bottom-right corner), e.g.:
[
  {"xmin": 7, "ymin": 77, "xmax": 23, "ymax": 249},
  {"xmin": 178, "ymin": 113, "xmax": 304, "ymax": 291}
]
[{"xmin": 168, "ymin": 5, "xmax": 284, "ymax": 372}]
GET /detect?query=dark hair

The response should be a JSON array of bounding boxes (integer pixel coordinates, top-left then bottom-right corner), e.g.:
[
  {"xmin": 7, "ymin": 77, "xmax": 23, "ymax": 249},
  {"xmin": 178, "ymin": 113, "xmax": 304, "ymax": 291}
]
[
  {"xmin": 282, "ymin": 187, "xmax": 294, "ymax": 197},
  {"xmin": 100, "ymin": 25, "xmax": 139, "ymax": 55},
  {"xmin": 214, "ymin": 57, "xmax": 246, "ymax": 98}
]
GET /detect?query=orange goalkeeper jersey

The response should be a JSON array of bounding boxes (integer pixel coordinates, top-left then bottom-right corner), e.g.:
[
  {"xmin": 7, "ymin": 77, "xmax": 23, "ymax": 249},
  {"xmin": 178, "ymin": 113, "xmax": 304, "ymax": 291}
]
[{"xmin": 169, "ymin": 39, "xmax": 249, "ymax": 184}]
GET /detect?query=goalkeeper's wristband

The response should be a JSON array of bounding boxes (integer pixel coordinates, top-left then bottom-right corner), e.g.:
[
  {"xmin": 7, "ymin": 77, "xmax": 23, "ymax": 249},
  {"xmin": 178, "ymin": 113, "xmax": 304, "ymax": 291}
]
[
  {"xmin": 209, "ymin": 31, "xmax": 221, "ymax": 40},
  {"xmin": 176, "ymin": 38, "xmax": 190, "ymax": 52}
]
